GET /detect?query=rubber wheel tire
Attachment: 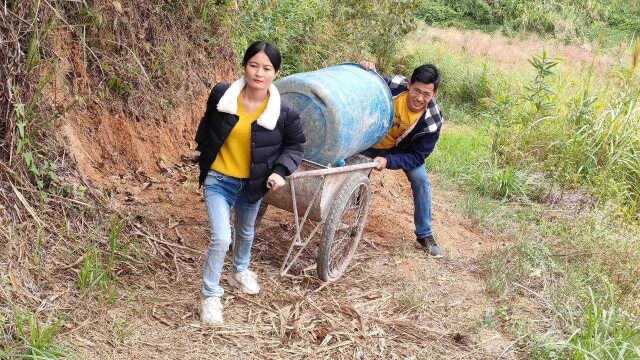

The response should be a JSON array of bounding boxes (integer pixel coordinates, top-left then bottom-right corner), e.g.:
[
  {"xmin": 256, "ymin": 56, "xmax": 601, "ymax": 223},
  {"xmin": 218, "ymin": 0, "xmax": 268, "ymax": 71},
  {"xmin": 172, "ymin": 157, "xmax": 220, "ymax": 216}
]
[{"xmin": 317, "ymin": 174, "xmax": 371, "ymax": 282}]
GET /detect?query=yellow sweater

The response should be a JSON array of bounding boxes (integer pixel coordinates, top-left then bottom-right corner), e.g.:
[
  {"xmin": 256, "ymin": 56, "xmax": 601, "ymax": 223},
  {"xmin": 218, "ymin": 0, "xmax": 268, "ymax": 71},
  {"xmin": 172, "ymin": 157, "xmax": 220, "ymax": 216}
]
[
  {"xmin": 373, "ymin": 91, "xmax": 423, "ymax": 150},
  {"xmin": 211, "ymin": 94, "xmax": 268, "ymax": 178}
]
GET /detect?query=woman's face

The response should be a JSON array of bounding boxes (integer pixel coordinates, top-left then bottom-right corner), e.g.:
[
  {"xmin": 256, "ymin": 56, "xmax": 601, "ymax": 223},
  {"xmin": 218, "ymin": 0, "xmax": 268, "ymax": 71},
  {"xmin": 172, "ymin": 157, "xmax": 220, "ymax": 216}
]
[{"xmin": 244, "ymin": 51, "xmax": 276, "ymax": 92}]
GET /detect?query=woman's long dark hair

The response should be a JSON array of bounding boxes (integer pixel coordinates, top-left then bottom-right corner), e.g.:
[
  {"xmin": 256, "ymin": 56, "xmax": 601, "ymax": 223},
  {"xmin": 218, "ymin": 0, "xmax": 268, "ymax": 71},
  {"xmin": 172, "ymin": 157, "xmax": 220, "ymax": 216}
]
[{"xmin": 242, "ymin": 41, "xmax": 281, "ymax": 72}]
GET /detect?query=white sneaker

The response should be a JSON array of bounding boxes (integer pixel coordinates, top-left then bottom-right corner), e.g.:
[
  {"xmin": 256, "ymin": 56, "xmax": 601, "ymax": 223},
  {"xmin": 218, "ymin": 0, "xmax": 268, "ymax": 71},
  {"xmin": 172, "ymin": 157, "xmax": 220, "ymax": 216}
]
[
  {"xmin": 201, "ymin": 296, "xmax": 223, "ymax": 325},
  {"xmin": 228, "ymin": 270, "xmax": 260, "ymax": 295}
]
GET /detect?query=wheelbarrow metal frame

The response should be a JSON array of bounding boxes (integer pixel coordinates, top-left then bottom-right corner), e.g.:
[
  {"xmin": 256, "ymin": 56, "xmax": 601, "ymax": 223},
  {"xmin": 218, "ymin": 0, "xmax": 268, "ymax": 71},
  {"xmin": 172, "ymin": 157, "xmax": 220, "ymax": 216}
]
[{"xmin": 261, "ymin": 156, "xmax": 375, "ymax": 279}]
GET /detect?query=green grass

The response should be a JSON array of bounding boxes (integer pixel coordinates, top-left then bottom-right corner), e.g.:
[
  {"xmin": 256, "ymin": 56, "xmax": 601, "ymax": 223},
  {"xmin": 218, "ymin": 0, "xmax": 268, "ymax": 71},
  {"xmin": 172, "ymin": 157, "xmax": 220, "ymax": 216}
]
[
  {"xmin": 407, "ymin": 34, "xmax": 640, "ymax": 214},
  {"xmin": 567, "ymin": 286, "xmax": 640, "ymax": 359},
  {"xmin": 415, "ymin": 0, "xmax": 640, "ymax": 47},
  {"xmin": 107, "ymin": 217, "xmax": 125, "ymax": 273},
  {"xmin": 4, "ymin": 312, "xmax": 66, "ymax": 359},
  {"xmin": 441, "ymin": 127, "xmax": 640, "ymax": 358},
  {"xmin": 76, "ymin": 220, "xmax": 128, "ymax": 300},
  {"xmin": 409, "ymin": 40, "xmax": 640, "ymax": 357},
  {"xmin": 432, "ymin": 125, "xmax": 640, "ymax": 357},
  {"xmin": 77, "ymin": 248, "xmax": 112, "ymax": 293},
  {"xmin": 426, "ymin": 124, "xmax": 491, "ymax": 178}
]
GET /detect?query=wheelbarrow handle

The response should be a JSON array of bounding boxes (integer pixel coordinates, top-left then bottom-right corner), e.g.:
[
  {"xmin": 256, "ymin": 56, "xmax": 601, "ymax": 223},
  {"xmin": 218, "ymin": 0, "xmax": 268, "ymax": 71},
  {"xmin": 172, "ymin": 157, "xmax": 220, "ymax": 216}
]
[{"xmin": 288, "ymin": 162, "xmax": 377, "ymax": 179}]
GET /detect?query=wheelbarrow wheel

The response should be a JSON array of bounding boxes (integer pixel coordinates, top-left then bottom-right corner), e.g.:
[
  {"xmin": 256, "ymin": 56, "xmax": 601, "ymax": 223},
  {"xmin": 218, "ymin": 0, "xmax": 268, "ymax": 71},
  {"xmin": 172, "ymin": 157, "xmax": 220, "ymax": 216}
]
[{"xmin": 317, "ymin": 173, "xmax": 372, "ymax": 282}]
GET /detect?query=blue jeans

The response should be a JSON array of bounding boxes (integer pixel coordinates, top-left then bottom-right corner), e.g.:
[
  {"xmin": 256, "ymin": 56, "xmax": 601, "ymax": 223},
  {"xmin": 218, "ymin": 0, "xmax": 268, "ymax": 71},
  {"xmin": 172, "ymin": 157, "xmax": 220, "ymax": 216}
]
[
  {"xmin": 403, "ymin": 165, "xmax": 433, "ymax": 238},
  {"xmin": 202, "ymin": 170, "xmax": 262, "ymax": 298}
]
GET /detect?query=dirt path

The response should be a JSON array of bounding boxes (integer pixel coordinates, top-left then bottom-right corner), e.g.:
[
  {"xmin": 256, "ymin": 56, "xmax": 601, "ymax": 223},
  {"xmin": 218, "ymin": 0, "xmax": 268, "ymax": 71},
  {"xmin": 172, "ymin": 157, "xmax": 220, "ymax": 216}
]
[
  {"xmin": 59, "ymin": 159, "xmax": 515, "ymax": 359},
  {"xmin": 49, "ymin": 24, "xmax": 546, "ymax": 358}
]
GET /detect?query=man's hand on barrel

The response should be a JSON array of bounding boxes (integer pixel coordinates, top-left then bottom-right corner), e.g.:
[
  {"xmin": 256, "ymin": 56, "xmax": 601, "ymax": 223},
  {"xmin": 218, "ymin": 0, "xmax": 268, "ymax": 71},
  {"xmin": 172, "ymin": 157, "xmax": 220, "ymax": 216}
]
[
  {"xmin": 267, "ymin": 173, "xmax": 286, "ymax": 191},
  {"xmin": 359, "ymin": 60, "xmax": 377, "ymax": 71},
  {"xmin": 373, "ymin": 157, "xmax": 387, "ymax": 170}
]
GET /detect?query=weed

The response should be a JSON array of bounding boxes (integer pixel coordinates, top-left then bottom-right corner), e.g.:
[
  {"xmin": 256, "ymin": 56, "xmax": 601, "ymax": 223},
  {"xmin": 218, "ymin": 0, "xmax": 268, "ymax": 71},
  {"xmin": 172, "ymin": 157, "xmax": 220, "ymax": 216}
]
[
  {"xmin": 107, "ymin": 217, "xmax": 125, "ymax": 274},
  {"xmin": 395, "ymin": 284, "xmax": 428, "ymax": 313},
  {"xmin": 526, "ymin": 51, "xmax": 559, "ymax": 115},
  {"xmin": 459, "ymin": 192, "xmax": 495, "ymax": 227},
  {"xmin": 567, "ymin": 285, "xmax": 640, "ymax": 359},
  {"xmin": 200, "ymin": 0, "xmax": 217, "ymax": 25},
  {"xmin": 111, "ymin": 318, "xmax": 132, "ymax": 346},
  {"xmin": 464, "ymin": 162, "xmax": 531, "ymax": 201},
  {"xmin": 482, "ymin": 308, "xmax": 498, "ymax": 329},
  {"xmin": 14, "ymin": 102, "xmax": 58, "ymax": 191},
  {"xmin": 14, "ymin": 312, "xmax": 64, "ymax": 359},
  {"xmin": 528, "ymin": 334, "xmax": 570, "ymax": 359},
  {"xmin": 79, "ymin": 5, "xmax": 105, "ymax": 29},
  {"xmin": 25, "ymin": 32, "xmax": 41, "ymax": 71},
  {"xmin": 106, "ymin": 77, "xmax": 132, "ymax": 99},
  {"xmin": 77, "ymin": 248, "xmax": 111, "ymax": 292},
  {"xmin": 484, "ymin": 227, "xmax": 555, "ymax": 297}
]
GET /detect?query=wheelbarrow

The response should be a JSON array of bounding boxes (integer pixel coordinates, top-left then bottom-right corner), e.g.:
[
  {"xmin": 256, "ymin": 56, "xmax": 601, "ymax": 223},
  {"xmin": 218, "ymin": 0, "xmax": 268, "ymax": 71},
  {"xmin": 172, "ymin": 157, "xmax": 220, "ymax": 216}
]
[{"xmin": 257, "ymin": 155, "xmax": 376, "ymax": 282}]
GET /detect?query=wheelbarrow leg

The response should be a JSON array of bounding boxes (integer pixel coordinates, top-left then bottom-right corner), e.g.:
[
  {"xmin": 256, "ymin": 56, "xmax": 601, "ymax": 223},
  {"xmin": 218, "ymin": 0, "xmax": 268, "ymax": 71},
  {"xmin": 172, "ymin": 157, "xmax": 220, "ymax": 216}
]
[{"xmin": 280, "ymin": 177, "xmax": 325, "ymax": 277}]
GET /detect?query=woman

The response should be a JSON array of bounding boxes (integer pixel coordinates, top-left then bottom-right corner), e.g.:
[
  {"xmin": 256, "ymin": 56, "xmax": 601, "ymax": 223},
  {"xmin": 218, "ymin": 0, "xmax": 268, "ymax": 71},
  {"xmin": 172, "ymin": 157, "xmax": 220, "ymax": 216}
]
[{"xmin": 195, "ymin": 41, "xmax": 305, "ymax": 325}]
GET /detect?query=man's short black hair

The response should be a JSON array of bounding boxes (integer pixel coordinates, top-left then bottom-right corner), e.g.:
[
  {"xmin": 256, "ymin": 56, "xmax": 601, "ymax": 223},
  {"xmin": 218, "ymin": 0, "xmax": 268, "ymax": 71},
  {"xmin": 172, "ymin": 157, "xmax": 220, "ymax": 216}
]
[{"xmin": 410, "ymin": 64, "xmax": 441, "ymax": 91}]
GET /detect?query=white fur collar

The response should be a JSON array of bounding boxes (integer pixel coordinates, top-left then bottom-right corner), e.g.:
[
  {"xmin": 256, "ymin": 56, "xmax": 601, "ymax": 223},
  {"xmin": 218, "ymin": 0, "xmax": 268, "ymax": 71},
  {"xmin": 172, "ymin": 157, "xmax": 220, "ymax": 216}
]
[{"xmin": 216, "ymin": 78, "xmax": 281, "ymax": 130}]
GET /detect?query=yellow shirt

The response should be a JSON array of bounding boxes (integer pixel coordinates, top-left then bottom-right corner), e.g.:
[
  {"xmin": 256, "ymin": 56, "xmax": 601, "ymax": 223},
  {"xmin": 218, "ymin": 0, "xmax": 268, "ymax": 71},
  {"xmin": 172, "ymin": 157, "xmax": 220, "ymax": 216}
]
[
  {"xmin": 373, "ymin": 91, "xmax": 423, "ymax": 150},
  {"xmin": 211, "ymin": 94, "xmax": 268, "ymax": 178}
]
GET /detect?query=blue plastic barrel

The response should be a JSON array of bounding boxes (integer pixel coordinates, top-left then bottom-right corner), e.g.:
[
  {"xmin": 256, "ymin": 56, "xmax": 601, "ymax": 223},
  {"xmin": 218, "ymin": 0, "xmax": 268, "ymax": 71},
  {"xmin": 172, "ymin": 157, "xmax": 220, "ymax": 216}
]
[{"xmin": 276, "ymin": 64, "xmax": 393, "ymax": 165}]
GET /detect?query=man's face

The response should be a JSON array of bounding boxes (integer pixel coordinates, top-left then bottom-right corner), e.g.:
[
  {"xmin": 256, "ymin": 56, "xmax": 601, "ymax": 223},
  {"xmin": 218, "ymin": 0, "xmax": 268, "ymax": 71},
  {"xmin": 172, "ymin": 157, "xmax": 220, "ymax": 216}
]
[{"xmin": 407, "ymin": 81, "xmax": 436, "ymax": 113}]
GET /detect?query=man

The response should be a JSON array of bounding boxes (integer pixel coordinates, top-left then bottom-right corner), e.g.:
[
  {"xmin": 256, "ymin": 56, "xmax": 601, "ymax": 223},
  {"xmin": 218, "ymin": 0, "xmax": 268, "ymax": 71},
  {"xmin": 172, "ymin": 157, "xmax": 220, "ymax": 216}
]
[{"xmin": 361, "ymin": 62, "xmax": 444, "ymax": 257}]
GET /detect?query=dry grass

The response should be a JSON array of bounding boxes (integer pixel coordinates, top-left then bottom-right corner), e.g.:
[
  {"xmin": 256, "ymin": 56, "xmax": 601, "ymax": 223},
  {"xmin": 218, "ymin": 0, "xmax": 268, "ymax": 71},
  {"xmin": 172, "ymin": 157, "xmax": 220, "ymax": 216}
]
[
  {"xmin": 0, "ymin": 3, "xmax": 551, "ymax": 358},
  {"xmin": 404, "ymin": 24, "xmax": 627, "ymax": 73},
  {"xmin": 2, "ymin": 153, "xmax": 517, "ymax": 359}
]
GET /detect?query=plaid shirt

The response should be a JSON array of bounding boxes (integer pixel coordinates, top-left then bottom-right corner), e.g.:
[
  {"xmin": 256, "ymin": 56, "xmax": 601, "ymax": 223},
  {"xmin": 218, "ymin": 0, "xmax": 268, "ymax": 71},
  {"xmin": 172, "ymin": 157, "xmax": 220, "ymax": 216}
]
[
  {"xmin": 387, "ymin": 74, "xmax": 444, "ymax": 133},
  {"xmin": 366, "ymin": 74, "xmax": 443, "ymax": 171}
]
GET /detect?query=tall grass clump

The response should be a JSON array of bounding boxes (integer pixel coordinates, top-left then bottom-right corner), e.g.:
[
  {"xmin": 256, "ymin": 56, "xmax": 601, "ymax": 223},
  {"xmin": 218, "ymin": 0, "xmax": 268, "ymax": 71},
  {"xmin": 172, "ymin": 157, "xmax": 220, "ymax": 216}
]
[
  {"xmin": 77, "ymin": 248, "xmax": 111, "ymax": 293},
  {"xmin": 567, "ymin": 286, "xmax": 640, "ymax": 359},
  {"xmin": 486, "ymin": 44, "xmax": 640, "ymax": 216},
  {"xmin": 1, "ymin": 311, "xmax": 65, "ymax": 359}
]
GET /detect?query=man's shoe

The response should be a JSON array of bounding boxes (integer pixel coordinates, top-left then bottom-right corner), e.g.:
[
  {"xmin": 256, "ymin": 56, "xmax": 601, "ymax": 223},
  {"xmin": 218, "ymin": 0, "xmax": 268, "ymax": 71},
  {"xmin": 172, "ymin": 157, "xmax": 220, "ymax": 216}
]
[
  {"xmin": 201, "ymin": 296, "xmax": 223, "ymax": 325},
  {"xmin": 416, "ymin": 235, "xmax": 443, "ymax": 257},
  {"xmin": 228, "ymin": 270, "xmax": 260, "ymax": 295}
]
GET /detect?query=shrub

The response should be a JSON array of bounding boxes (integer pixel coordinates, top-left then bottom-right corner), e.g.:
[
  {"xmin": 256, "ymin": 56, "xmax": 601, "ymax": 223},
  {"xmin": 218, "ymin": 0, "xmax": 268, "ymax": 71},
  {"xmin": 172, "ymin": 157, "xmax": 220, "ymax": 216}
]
[
  {"xmin": 415, "ymin": 0, "xmax": 640, "ymax": 45},
  {"xmin": 228, "ymin": 0, "xmax": 416, "ymax": 75}
]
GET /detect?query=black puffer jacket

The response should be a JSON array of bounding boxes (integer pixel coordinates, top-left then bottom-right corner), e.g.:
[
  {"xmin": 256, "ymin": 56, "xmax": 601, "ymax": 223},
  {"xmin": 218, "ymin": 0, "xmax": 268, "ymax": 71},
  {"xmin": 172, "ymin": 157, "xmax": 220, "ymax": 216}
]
[{"xmin": 195, "ymin": 81, "xmax": 306, "ymax": 202}]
